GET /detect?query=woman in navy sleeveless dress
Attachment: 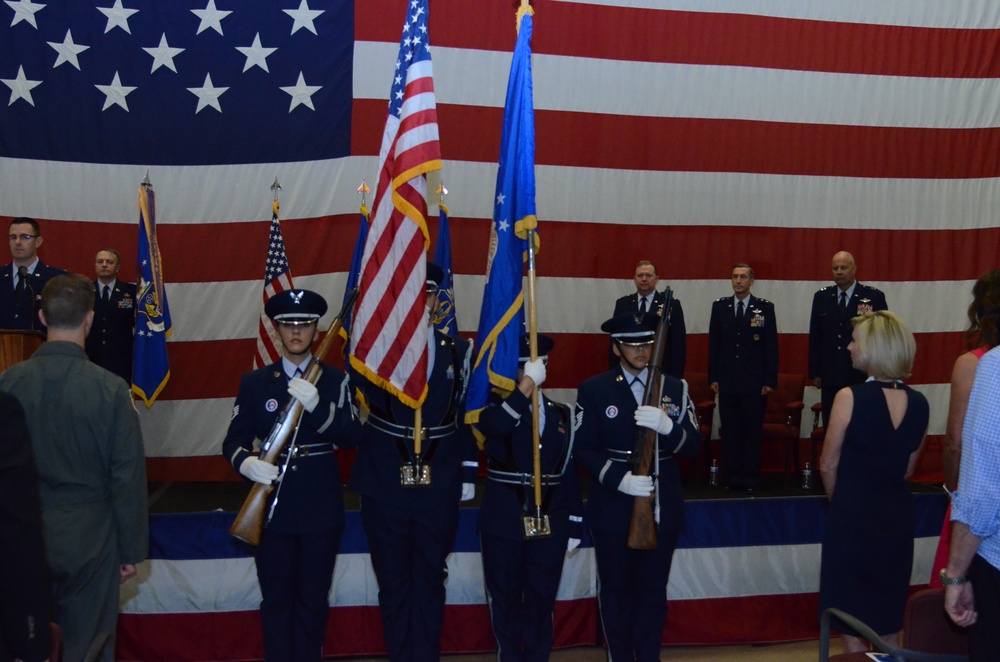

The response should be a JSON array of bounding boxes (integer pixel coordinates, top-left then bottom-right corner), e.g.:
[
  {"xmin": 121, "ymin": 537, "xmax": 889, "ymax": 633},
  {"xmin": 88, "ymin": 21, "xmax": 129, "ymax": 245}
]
[{"xmin": 818, "ymin": 311, "xmax": 929, "ymax": 654}]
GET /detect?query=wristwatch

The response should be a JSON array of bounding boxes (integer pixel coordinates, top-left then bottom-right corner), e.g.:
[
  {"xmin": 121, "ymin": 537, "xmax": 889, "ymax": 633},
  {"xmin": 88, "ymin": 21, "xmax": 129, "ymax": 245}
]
[{"xmin": 939, "ymin": 568, "xmax": 967, "ymax": 586}]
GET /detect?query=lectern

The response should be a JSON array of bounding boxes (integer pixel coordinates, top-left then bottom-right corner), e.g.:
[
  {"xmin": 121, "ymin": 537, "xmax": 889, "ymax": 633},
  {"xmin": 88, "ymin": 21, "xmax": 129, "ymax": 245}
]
[{"xmin": 0, "ymin": 329, "xmax": 43, "ymax": 372}]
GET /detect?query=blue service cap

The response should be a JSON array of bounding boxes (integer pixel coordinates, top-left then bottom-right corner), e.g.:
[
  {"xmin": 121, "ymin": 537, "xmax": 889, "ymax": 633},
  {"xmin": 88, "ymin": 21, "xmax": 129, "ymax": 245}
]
[
  {"xmin": 518, "ymin": 333, "xmax": 555, "ymax": 362},
  {"xmin": 426, "ymin": 262, "xmax": 444, "ymax": 291},
  {"xmin": 264, "ymin": 289, "xmax": 328, "ymax": 322},
  {"xmin": 601, "ymin": 312, "xmax": 657, "ymax": 345}
]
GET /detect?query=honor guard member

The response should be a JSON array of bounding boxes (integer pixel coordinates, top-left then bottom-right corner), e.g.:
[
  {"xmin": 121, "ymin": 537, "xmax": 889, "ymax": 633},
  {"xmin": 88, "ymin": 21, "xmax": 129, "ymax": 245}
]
[
  {"xmin": 707, "ymin": 263, "xmax": 779, "ymax": 492},
  {"xmin": 476, "ymin": 334, "xmax": 583, "ymax": 662},
  {"xmin": 222, "ymin": 289, "xmax": 362, "ymax": 662},
  {"xmin": 85, "ymin": 249, "xmax": 136, "ymax": 385},
  {"xmin": 349, "ymin": 262, "xmax": 478, "ymax": 662},
  {"xmin": 575, "ymin": 313, "xmax": 701, "ymax": 662},
  {"xmin": 611, "ymin": 260, "xmax": 687, "ymax": 379},
  {"xmin": 1, "ymin": 218, "xmax": 67, "ymax": 331},
  {"xmin": 809, "ymin": 251, "xmax": 888, "ymax": 428}
]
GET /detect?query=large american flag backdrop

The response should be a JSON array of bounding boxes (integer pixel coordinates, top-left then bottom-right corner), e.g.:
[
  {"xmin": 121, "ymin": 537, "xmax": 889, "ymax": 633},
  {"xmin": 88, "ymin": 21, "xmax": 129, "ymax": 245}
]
[{"xmin": 2, "ymin": 0, "xmax": 1000, "ymax": 482}]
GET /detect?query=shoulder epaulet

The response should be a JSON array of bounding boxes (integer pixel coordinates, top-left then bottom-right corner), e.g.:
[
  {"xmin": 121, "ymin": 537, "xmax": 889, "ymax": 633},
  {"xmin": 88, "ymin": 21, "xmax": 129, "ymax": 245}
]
[
  {"xmin": 816, "ymin": 284, "xmax": 835, "ymax": 294},
  {"xmin": 714, "ymin": 296, "xmax": 729, "ymax": 302},
  {"xmin": 754, "ymin": 297, "xmax": 772, "ymax": 305},
  {"xmin": 859, "ymin": 283, "xmax": 884, "ymax": 294}
]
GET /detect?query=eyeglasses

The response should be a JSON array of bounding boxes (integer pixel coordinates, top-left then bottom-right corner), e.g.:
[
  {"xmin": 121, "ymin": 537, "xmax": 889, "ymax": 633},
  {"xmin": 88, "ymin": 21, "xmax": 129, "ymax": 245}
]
[{"xmin": 8, "ymin": 234, "xmax": 37, "ymax": 242}]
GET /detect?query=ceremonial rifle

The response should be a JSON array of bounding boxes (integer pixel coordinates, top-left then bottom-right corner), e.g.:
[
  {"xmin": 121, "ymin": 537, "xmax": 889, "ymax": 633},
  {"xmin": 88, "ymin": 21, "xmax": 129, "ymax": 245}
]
[
  {"xmin": 627, "ymin": 287, "xmax": 672, "ymax": 550},
  {"xmin": 229, "ymin": 288, "xmax": 359, "ymax": 546}
]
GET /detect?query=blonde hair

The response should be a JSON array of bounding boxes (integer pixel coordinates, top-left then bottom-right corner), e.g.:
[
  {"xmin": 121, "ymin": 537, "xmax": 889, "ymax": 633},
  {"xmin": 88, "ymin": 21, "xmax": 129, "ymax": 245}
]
[{"xmin": 851, "ymin": 310, "xmax": 915, "ymax": 380}]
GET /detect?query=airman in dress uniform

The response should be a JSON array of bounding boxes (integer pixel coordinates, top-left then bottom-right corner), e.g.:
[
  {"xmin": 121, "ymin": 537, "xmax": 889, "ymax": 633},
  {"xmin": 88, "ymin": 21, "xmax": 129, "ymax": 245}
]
[
  {"xmin": 477, "ymin": 334, "xmax": 583, "ymax": 662},
  {"xmin": 222, "ymin": 288, "xmax": 362, "ymax": 662},
  {"xmin": 86, "ymin": 249, "xmax": 136, "ymax": 385},
  {"xmin": 349, "ymin": 263, "xmax": 479, "ymax": 662},
  {"xmin": 809, "ymin": 251, "xmax": 888, "ymax": 427},
  {"xmin": 708, "ymin": 263, "xmax": 779, "ymax": 491},
  {"xmin": 575, "ymin": 313, "xmax": 701, "ymax": 662},
  {"xmin": 611, "ymin": 260, "xmax": 687, "ymax": 379}
]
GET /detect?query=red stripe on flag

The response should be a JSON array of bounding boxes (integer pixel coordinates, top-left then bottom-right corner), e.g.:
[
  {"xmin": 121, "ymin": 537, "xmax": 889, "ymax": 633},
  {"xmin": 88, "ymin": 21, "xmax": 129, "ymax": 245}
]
[
  {"xmin": 359, "ymin": 0, "xmax": 1000, "ymax": 79},
  {"xmin": 356, "ymin": 99, "xmax": 1000, "ymax": 179}
]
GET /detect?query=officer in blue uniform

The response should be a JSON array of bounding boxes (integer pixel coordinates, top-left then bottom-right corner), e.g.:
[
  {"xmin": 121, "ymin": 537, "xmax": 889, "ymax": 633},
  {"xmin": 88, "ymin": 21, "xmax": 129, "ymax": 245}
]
[
  {"xmin": 707, "ymin": 263, "xmax": 779, "ymax": 491},
  {"xmin": 349, "ymin": 263, "xmax": 479, "ymax": 662},
  {"xmin": 808, "ymin": 251, "xmax": 888, "ymax": 427},
  {"xmin": 611, "ymin": 260, "xmax": 686, "ymax": 379},
  {"xmin": 1, "ymin": 217, "xmax": 67, "ymax": 331},
  {"xmin": 222, "ymin": 289, "xmax": 362, "ymax": 662},
  {"xmin": 576, "ymin": 313, "xmax": 701, "ymax": 662},
  {"xmin": 476, "ymin": 334, "xmax": 583, "ymax": 662},
  {"xmin": 86, "ymin": 249, "xmax": 136, "ymax": 385}
]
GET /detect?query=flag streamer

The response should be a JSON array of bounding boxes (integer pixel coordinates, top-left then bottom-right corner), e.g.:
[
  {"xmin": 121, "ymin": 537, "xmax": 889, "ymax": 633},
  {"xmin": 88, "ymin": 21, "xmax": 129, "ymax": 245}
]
[{"xmin": 132, "ymin": 180, "xmax": 172, "ymax": 407}]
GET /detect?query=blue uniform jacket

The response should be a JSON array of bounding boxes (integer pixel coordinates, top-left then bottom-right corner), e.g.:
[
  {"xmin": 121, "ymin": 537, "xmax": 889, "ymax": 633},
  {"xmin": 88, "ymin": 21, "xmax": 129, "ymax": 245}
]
[
  {"xmin": 86, "ymin": 280, "xmax": 136, "ymax": 384},
  {"xmin": 612, "ymin": 292, "xmax": 686, "ymax": 379},
  {"xmin": 477, "ymin": 388, "xmax": 583, "ymax": 541},
  {"xmin": 0, "ymin": 260, "xmax": 68, "ymax": 330},
  {"xmin": 349, "ymin": 331, "xmax": 479, "ymax": 508},
  {"xmin": 808, "ymin": 283, "xmax": 888, "ymax": 385},
  {"xmin": 222, "ymin": 362, "xmax": 361, "ymax": 534},
  {"xmin": 575, "ymin": 369, "xmax": 701, "ymax": 536},
  {"xmin": 707, "ymin": 295, "xmax": 779, "ymax": 394}
]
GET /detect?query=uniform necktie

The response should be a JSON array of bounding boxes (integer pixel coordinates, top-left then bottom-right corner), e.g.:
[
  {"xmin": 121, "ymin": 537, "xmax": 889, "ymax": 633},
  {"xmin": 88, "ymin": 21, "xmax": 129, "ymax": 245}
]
[
  {"xmin": 15, "ymin": 266, "xmax": 26, "ymax": 298},
  {"xmin": 839, "ymin": 291, "xmax": 847, "ymax": 312},
  {"xmin": 638, "ymin": 296, "xmax": 647, "ymax": 314},
  {"xmin": 102, "ymin": 285, "xmax": 110, "ymax": 304},
  {"xmin": 736, "ymin": 299, "xmax": 745, "ymax": 322}
]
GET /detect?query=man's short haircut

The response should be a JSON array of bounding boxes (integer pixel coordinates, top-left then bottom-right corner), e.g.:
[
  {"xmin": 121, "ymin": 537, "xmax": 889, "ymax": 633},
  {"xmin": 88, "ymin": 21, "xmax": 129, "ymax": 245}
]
[
  {"xmin": 41, "ymin": 274, "xmax": 95, "ymax": 330},
  {"xmin": 733, "ymin": 263, "xmax": 755, "ymax": 280},
  {"xmin": 9, "ymin": 217, "xmax": 40, "ymax": 235},
  {"xmin": 635, "ymin": 259, "xmax": 658, "ymax": 275},
  {"xmin": 851, "ymin": 310, "xmax": 916, "ymax": 380},
  {"xmin": 97, "ymin": 248, "xmax": 122, "ymax": 264}
]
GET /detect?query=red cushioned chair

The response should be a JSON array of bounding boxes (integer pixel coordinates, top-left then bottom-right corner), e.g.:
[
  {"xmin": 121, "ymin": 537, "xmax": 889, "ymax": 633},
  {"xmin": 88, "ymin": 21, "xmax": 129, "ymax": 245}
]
[
  {"xmin": 679, "ymin": 372, "xmax": 717, "ymax": 485},
  {"xmin": 819, "ymin": 588, "xmax": 969, "ymax": 661}
]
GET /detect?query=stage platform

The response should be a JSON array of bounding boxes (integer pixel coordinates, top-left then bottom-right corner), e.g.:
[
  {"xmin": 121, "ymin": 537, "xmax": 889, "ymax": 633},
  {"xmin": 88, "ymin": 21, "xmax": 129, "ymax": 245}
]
[{"xmin": 119, "ymin": 478, "xmax": 947, "ymax": 661}]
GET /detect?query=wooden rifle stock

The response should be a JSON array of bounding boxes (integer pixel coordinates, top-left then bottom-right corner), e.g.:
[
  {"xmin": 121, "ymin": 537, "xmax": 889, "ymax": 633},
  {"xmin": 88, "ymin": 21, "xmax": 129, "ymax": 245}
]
[
  {"xmin": 627, "ymin": 288, "xmax": 672, "ymax": 550},
  {"xmin": 229, "ymin": 289, "xmax": 359, "ymax": 545}
]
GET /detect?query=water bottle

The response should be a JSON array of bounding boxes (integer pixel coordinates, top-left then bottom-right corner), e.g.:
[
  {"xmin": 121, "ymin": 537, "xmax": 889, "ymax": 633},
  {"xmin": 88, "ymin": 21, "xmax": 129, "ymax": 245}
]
[
  {"xmin": 801, "ymin": 462, "xmax": 813, "ymax": 490},
  {"xmin": 709, "ymin": 459, "xmax": 719, "ymax": 487}
]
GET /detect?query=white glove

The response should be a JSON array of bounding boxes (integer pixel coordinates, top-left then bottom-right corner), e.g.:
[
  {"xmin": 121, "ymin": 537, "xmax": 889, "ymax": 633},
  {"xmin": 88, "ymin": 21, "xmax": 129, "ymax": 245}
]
[
  {"xmin": 634, "ymin": 405, "xmax": 674, "ymax": 435},
  {"xmin": 288, "ymin": 377, "xmax": 320, "ymax": 413},
  {"xmin": 567, "ymin": 538, "xmax": 582, "ymax": 552},
  {"xmin": 239, "ymin": 457, "xmax": 279, "ymax": 485},
  {"xmin": 461, "ymin": 482, "xmax": 476, "ymax": 502},
  {"xmin": 522, "ymin": 359, "xmax": 546, "ymax": 387},
  {"xmin": 618, "ymin": 471, "xmax": 653, "ymax": 497}
]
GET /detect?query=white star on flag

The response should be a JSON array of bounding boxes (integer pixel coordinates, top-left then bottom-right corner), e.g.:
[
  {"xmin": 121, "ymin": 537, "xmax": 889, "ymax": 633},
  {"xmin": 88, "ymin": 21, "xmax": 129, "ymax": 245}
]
[
  {"xmin": 192, "ymin": 0, "xmax": 231, "ymax": 36},
  {"xmin": 1, "ymin": 65, "xmax": 41, "ymax": 106},
  {"xmin": 6, "ymin": 0, "xmax": 45, "ymax": 28},
  {"xmin": 496, "ymin": 193, "xmax": 505, "ymax": 205},
  {"xmin": 95, "ymin": 71, "xmax": 136, "ymax": 111},
  {"xmin": 280, "ymin": 72, "xmax": 321, "ymax": 111},
  {"xmin": 187, "ymin": 72, "xmax": 228, "ymax": 113},
  {"xmin": 283, "ymin": 0, "xmax": 323, "ymax": 36},
  {"xmin": 497, "ymin": 219, "xmax": 510, "ymax": 232},
  {"xmin": 236, "ymin": 33, "xmax": 276, "ymax": 73},
  {"xmin": 143, "ymin": 33, "xmax": 184, "ymax": 74},
  {"xmin": 97, "ymin": 0, "xmax": 139, "ymax": 35},
  {"xmin": 47, "ymin": 29, "xmax": 90, "ymax": 70}
]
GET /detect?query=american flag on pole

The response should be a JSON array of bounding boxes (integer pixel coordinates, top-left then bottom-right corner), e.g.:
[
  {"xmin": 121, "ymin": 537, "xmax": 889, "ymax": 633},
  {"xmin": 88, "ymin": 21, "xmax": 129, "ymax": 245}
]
[
  {"xmin": 254, "ymin": 197, "xmax": 294, "ymax": 370},
  {"xmin": 349, "ymin": 0, "xmax": 441, "ymax": 409}
]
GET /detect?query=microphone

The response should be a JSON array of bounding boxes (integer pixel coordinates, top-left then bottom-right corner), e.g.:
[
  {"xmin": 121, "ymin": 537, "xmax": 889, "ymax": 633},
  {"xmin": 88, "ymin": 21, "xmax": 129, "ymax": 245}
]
[{"xmin": 18, "ymin": 266, "xmax": 35, "ymax": 330}]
